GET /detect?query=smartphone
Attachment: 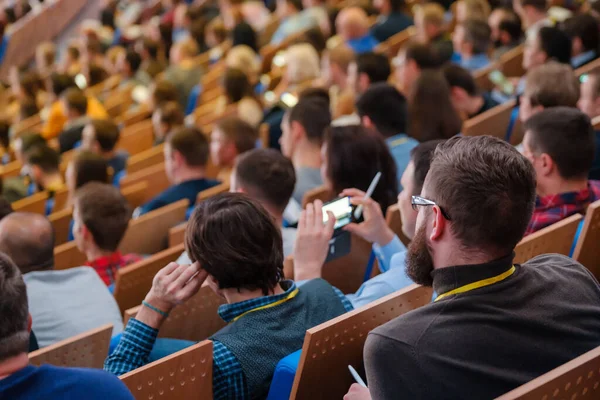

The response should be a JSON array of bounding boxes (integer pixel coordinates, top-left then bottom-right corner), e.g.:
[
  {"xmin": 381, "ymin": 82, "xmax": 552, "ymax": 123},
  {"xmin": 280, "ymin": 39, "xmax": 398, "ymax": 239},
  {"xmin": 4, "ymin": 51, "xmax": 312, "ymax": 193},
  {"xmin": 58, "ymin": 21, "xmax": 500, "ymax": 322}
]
[
  {"xmin": 322, "ymin": 197, "xmax": 353, "ymax": 230},
  {"xmin": 489, "ymin": 70, "xmax": 514, "ymax": 96}
]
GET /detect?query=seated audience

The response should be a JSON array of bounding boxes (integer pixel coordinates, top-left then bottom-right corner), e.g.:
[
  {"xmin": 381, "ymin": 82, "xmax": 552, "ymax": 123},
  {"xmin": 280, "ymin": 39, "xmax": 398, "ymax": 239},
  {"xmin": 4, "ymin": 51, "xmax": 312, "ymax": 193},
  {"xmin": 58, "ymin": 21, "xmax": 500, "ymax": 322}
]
[
  {"xmin": 577, "ymin": 71, "xmax": 600, "ymax": 179},
  {"xmin": 271, "ymin": 0, "xmax": 317, "ymax": 45},
  {"xmin": 3, "ymin": 133, "xmax": 46, "ymax": 202},
  {"xmin": 280, "ymin": 97, "xmax": 331, "ymax": 205},
  {"xmin": 58, "ymin": 88, "xmax": 89, "ymax": 153},
  {"xmin": 140, "ymin": 39, "xmax": 167, "ymax": 80},
  {"xmin": 220, "ymin": 68, "xmax": 263, "ymax": 127},
  {"xmin": 409, "ymin": 70, "xmax": 464, "ymax": 141},
  {"xmin": 562, "ymin": 13, "xmax": 600, "ymax": 68},
  {"xmin": 452, "ymin": 19, "xmax": 492, "ymax": 71},
  {"xmin": 347, "ymin": 52, "xmax": 391, "ymax": 96},
  {"xmin": 0, "ymin": 252, "xmax": 133, "ymax": 399},
  {"xmin": 370, "ymin": 0, "xmax": 413, "ymax": 43},
  {"xmin": 489, "ymin": 7, "xmax": 524, "ymax": 60},
  {"xmin": 519, "ymin": 61, "xmax": 580, "ymax": 123},
  {"xmin": 24, "ymin": 145, "xmax": 65, "ymax": 197},
  {"xmin": 74, "ymin": 183, "xmax": 142, "ymax": 287},
  {"xmin": 523, "ymin": 26, "xmax": 572, "ymax": 72},
  {"xmin": 356, "ymin": 83, "xmax": 418, "ymax": 189},
  {"xmin": 105, "ymin": 193, "xmax": 353, "ymax": 399},
  {"xmin": 0, "ymin": 212, "xmax": 123, "ymax": 348},
  {"xmin": 414, "ymin": 3, "xmax": 453, "ymax": 63},
  {"xmin": 224, "ymin": 45, "xmax": 261, "ymax": 90},
  {"xmin": 523, "ymin": 107, "xmax": 600, "ymax": 235},
  {"xmin": 322, "ymin": 125, "xmax": 398, "ymax": 214},
  {"xmin": 164, "ymin": 38, "xmax": 203, "ymax": 108},
  {"xmin": 455, "ymin": 0, "xmax": 490, "ymax": 24},
  {"xmin": 336, "ymin": 7, "xmax": 379, "ymax": 54},
  {"xmin": 134, "ymin": 127, "xmax": 220, "ymax": 216},
  {"xmin": 82, "ymin": 119, "xmax": 130, "ymax": 177},
  {"xmin": 321, "ymin": 43, "xmax": 354, "ymax": 93},
  {"xmin": 271, "ymin": 43, "xmax": 321, "ymax": 103},
  {"xmin": 393, "ymin": 42, "xmax": 443, "ymax": 94},
  {"xmin": 152, "ymin": 101, "xmax": 185, "ymax": 145},
  {"xmin": 344, "ymin": 135, "xmax": 600, "ymax": 400},
  {"xmin": 300, "ymin": 0, "xmax": 330, "ymax": 37},
  {"xmin": 117, "ymin": 49, "xmax": 150, "ymax": 87},
  {"xmin": 514, "ymin": 0, "xmax": 552, "ymax": 40},
  {"xmin": 65, "ymin": 151, "xmax": 109, "ymax": 208},
  {"xmin": 210, "ymin": 117, "xmax": 259, "ymax": 182},
  {"xmin": 443, "ymin": 64, "xmax": 499, "ymax": 118}
]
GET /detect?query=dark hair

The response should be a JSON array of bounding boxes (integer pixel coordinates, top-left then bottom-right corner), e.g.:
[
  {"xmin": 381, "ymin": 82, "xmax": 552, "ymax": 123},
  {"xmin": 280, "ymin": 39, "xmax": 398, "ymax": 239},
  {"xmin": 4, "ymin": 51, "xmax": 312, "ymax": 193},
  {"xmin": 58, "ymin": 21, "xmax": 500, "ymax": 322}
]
[
  {"xmin": 409, "ymin": 70, "xmax": 463, "ymax": 141},
  {"xmin": 356, "ymin": 83, "xmax": 408, "ymax": 137},
  {"xmin": 190, "ymin": 18, "xmax": 208, "ymax": 50},
  {"xmin": 461, "ymin": 19, "xmax": 491, "ymax": 55},
  {"xmin": 71, "ymin": 151, "xmax": 109, "ymax": 190},
  {"xmin": 298, "ymin": 87, "xmax": 331, "ymax": 105},
  {"xmin": 62, "ymin": 88, "xmax": 88, "ymax": 116},
  {"xmin": 18, "ymin": 71, "xmax": 42, "ymax": 99},
  {"xmin": 524, "ymin": 107, "xmax": 595, "ymax": 180},
  {"xmin": 89, "ymin": 119, "xmax": 120, "ymax": 151},
  {"xmin": 235, "ymin": 149, "xmax": 296, "ymax": 214},
  {"xmin": 223, "ymin": 67, "xmax": 254, "ymax": 103},
  {"xmin": 0, "ymin": 252, "xmax": 29, "ymax": 361},
  {"xmin": 288, "ymin": 97, "xmax": 331, "ymax": 145},
  {"xmin": 186, "ymin": 193, "xmax": 283, "ymax": 295},
  {"xmin": 300, "ymin": 27, "xmax": 327, "ymax": 56},
  {"xmin": 100, "ymin": 8, "xmax": 116, "ymax": 29},
  {"xmin": 25, "ymin": 145, "xmax": 60, "ymax": 173},
  {"xmin": 325, "ymin": 125, "xmax": 399, "ymax": 213},
  {"xmin": 355, "ymin": 52, "xmax": 391, "ymax": 84},
  {"xmin": 498, "ymin": 10, "xmax": 522, "ymax": 43},
  {"xmin": 410, "ymin": 140, "xmax": 444, "ymax": 196},
  {"xmin": 442, "ymin": 64, "xmax": 478, "ymax": 96},
  {"xmin": 388, "ymin": 0, "xmax": 405, "ymax": 12},
  {"xmin": 562, "ymin": 14, "xmax": 600, "ymax": 54},
  {"xmin": 75, "ymin": 182, "xmax": 131, "ymax": 252},
  {"xmin": 88, "ymin": 64, "xmax": 109, "ymax": 86},
  {"xmin": 20, "ymin": 97, "xmax": 39, "ymax": 120},
  {"xmin": 157, "ymin": 101, "xmax": 185, "ymax": 128},
  {"xmin": 287, "ymin": 0, "xmax": 303, "ymax": 11},
  {"xmin": 142, "ymin": 38, "xmax": 161, "ymax": 60},
  {"xmin": 232, "ymin": 22, "xmax": 258, "ymax": 52},
  {"xmin": 404, "ymin": 42, "xmax": 443, "ymax": 69},
  {"xmin": 537, "ymin": 26, "xmax": 572, "ymax": 65},
  {"xmin": 50, "ymin": 72, "xmax": 76, "ymax": 97},
  {"xmin": 4, "ymin": 7, "xmax": 16, "ymax": 23},
  {"xmin": 152, "ymin": 80, "xmax": 179, "ymax": 107},
  {"xmin": 125, "ymin": 49, "xmax": 142, "ymax": 74},
  {"xmin": 159, "ymin": 22, "xmax": 174, "ymax": 58},
  {"xmin": 0, "ymin": 120, "xmax": 9, "ymax": 149},
  {"xmin": 19, "ymin": 133, "xmax": 46, "ymax": 155},
  {"xmin": 167, "ymin": 127, "xmax": 209, "ymax": 167},
  {"xmin": 427, "ymin": 135, "xmax": 536, "ymax": 253},
  {"xmin": 66, "ymin": 44, "xmax": 79, "ymax": 63},
  {"xmin": 214, "ymin": 117, "xmax": 259, "ymax": 154},
  {"xmin": 518, "ymin": 0, "xmax": 547, "ymax": 12}
]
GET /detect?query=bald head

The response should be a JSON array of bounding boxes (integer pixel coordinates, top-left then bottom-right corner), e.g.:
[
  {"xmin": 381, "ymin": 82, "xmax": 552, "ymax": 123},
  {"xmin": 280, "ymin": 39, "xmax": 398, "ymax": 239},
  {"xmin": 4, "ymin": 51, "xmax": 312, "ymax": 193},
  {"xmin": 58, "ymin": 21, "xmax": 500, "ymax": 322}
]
[
  {"xmin": 336, "ymin": 7, "xmax": 369, "ymax": 40},
  {"xmin": 0, "ymin": 212, "xmax": 55, "ymax": 275}
]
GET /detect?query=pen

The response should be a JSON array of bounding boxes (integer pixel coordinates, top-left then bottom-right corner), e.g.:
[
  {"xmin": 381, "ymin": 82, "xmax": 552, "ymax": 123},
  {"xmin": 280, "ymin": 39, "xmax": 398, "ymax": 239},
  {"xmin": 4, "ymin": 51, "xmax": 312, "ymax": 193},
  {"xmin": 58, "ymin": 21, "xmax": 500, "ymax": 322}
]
[
  {"xmin": 353, "ymin": 172, "xmax": 382, "ymax": 220},
  {"xmin": 348, "ymin": 365, "xmax": 367, "ymax": 388}
]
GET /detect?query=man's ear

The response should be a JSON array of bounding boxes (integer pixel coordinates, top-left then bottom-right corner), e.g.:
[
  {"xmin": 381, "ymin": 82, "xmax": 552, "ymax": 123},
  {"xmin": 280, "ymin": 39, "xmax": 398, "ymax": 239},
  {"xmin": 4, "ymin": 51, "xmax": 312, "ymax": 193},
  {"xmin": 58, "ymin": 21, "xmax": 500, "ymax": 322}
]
[
  {"xmin": 27, "ymin": 313, "xmax": 32, "ymax": 333},
  {"xmin": 358, "ymin": 73, "xmax": 370, "ymax": 92},
  {"xmin": 539, "ymin": 153, "xmax": 555, "ymax": 177},
  {"xmin": 361, "ymin": 115, "xmax": 373, "ymax": 128},
  {"xmin": 429, "ymin": 206, "xmax": 447, "ymax": 242},
  {"xmin": 290, "ymin": 120, "xmax": 305, "ymax": 142}
]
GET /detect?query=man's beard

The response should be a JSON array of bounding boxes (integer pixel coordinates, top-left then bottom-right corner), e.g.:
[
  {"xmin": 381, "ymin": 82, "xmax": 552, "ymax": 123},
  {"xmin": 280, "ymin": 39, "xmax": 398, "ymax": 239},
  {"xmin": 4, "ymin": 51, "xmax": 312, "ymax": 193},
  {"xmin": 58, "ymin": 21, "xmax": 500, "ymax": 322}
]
[{"xmin": 406, "ymin": 224, "xmax": 435, "ymax": 287}]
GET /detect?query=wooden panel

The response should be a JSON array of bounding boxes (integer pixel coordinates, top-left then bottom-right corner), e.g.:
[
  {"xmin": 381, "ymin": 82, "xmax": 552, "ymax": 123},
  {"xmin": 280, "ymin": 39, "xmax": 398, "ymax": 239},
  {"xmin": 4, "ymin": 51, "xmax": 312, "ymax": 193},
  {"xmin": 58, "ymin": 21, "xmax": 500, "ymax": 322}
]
[
  {"xmin": 52, "ymin": 187, "xmax": 69, "ymax": 213},
  {"xmin": 301, "ymin": 185, "xmax": 333, "ymax": 209},
  {"xmin": 120, "ymin": 162, "xmax": 169, "ymax": 202},
  {"xmin": 462, "ymin": 99, "xmax": 516, "ymax": 140},
  {"xmin": 197, "ymin": 182, "xmax": 230, "ymax": 202},
  {"xmin": 12, "ymin": 191, "xmax": 48, "ymax": 214},
  {"xmin": 573, "ymin": 200, "xmax": 600, "ymax": 281},
  {"xmin": 29, "ymin": 324, "xmax": 112, "ymax": 369},
  {"xmin": 114, "ymin": 244, "xmax": 185, "ymax": 314},
  {"xmin": 120, "ymin": 340, "xmax": 213, "ymax": 400},
  {"xmin": 119, "ymin": 199, "xmax": 189, "ymax": 255},
  {"xmin": 124, "ymin": 286, "xmax": 226, "ymax": 342},
  {"xmin": 495, "ymin": 346, "xmax": 600, "ymax": 400},
  {"xmin": 514, "ymin": 214, "xmax": 582, "ymax": 264},
  {"xmin": 259, "ymin": 123, "xmax": 270, "ymax": 149},
  {"xmin": 375, "ymin": 26, "xmax": 416, "ymax": 58},
  {"xmin": 0, "ymin": 160, "xmax": 22, "ymax": 180},
  {"xmin": 53, "ymin": 241, "xmax": 86, "ymax": 271},
  {"xmin": 473, "ymin": 62, "xmax": 499, "ymax": 92},
  {"xmin": 385, "ymin": 204, "xmax": 410, "ymax": 247},
  {"xmin": 290, "ymin": 285, "xmax": 433, "ymax": 400},
  {"xmin": 117, "ymin": 119, "xmax": 154, "ymax": 156},
  {"xmin": 122, "ymin": 181, "xmax": 149, "ymax": 210},
  {"xmin": 168, "ymin": 223, "xmax": 187, "ymax": 248},
  {"xmin": 576, "ymin": 57, "xmax": 600, "ymax": 77},
  {"xmin": 126, "ymin": 144, "xmax": 164, "ymax": 175},
  {"xmin": 49, "ymin": 206, "xmax": 73, "ymax": 246},
  {"xmin": 499, "ymin": 44, "xmax": 525, "ymax": 78}
]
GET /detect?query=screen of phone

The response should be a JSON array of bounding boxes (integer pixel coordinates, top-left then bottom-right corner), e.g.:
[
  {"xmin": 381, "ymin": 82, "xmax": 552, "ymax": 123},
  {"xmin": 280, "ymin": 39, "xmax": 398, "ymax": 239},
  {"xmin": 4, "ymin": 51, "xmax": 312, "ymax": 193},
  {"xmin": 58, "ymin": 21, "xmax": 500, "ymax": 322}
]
[
  {"xmin": 488, "ymin": 70, "xmax": 514, "ymax": 95},
  {"xmin": 322, "ymin": 197, "xmax": 352, "ymax": 230}
]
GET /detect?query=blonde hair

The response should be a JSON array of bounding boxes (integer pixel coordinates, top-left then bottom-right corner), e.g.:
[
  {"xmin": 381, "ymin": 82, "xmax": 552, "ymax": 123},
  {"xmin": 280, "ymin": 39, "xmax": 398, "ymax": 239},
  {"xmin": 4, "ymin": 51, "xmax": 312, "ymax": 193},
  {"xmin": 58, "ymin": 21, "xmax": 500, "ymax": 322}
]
[
  {"xmin": 178, "ymin": 38, "xmax": 200, "ymax": 58},
  {"xmin": 459, "ymin": 0, "xmax": 491, "ymax": 22},
  {"xmin": 285, "ymin": 44, "xmax": 321, "ymax": 84},
  {"xmin": 226, "ymin": 45, "xmax": 261, "ymax": 82},
  {"xmin": 418, "ymin": 3, "xmax": 446, "ymax": 27}
]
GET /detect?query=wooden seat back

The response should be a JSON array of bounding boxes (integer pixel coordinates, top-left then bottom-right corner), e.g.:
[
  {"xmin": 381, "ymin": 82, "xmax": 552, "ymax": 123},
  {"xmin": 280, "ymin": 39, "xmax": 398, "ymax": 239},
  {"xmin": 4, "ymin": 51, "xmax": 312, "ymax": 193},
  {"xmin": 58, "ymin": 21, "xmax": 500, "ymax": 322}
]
[
  {"xmin": 119, "ymin": 199, "xmax": 189, "ymax": 255},
  {"xmin": 462, "ymin": 99, "xmax": 516, "ymax": 140},
  {"xmin": 124, "ymin": 286, "xmax": 226, "ymax": 342},
  {"xmin": 117, "ymin": 119, "xmax": 154, "ymax": 156},
  {"xmin": 53, "ymin": 241, "xmax": 86, "ymax": 271},
  {"xmin": 572, "ymin": 200, "xmax": 600, "ymax": 280},
  {"xmin": 114, "ymin": 244, "xmax": 185, "ymax": 314},
  {"xmin": 514, "ymin": 214, "xmax": 582, "ymax": 264},
  {"xmin": 499, "ymin": 44, "xmax": 525, "ymax": 78},
  {"xmin": 0, "ymin": 160, "xmax": 23, "ymax": 180},
  {"xmin": 49, "ymin": 207, "xmax": 74, "ymax": 246},
  {"xmin": 473, "ymin": 62, "xmax": 499, "ymax": 92},
  {"xmin": 12, "ymin": 191, "xmax": 48, "ymax": 214},
  {"xmin": 290, "ymin": 285, "xmax": 433, "ymax": 399},
  {"xmin": 120, "ymin": 162, "xmax": 169, "ymax": 203},
  {"xmin": 495, "ymin": 345, "xmax": 600, "ymax": 400},
  {"xmin": 375, "ymin": 26, "xmax": 416, "ymax": 58},
  {"xmin": 52, "ymin": 187, "xmax": 69, "ymax": 213},
  {"xmin": 301, "ymin": 185, "xmax": 333, "ymax": 208},
  {"xmin": 120, "ymin": 341, "xmax": 213, "ymax": 400},
  {"xmin": 169, "ymin": 223, "xmax": 187, "ymax": 248},
  {"xmin": 29, "ymin": 324, "xmax": 112, "ymax": 369},
  {"xmin": 126, "ymin": 144, "xmax": 165, "ymax": 175},
  {"xmin": 197, "ymin": 182, "xmax": 230, "ymax": 202},
  {"xmin": 575, "ymin": 57, "xmax": 600, "ymax": 77}
]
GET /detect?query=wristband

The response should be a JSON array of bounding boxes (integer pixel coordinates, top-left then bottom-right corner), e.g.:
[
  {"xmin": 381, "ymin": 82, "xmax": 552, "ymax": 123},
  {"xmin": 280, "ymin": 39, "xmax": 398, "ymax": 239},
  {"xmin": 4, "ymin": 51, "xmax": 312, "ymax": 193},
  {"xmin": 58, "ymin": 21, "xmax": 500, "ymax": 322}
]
[{"xmin": 142, "ymin": 301, "xmax": 170, "ymax": 318}]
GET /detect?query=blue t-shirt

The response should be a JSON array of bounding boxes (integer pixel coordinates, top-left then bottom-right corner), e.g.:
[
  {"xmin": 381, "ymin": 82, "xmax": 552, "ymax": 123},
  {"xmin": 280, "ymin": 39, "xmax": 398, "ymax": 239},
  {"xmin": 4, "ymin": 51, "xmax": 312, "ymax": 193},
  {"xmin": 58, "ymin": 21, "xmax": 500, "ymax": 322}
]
[
  {"xmin": 347, "ymin": 34, "xmax": 380, "ymax": 54},
  {"xmin": 108, "ymin": 150, "xmax": 130, "ymax": 177},
  {"xmin": 0, "ymin": 364, "xmax": 134, "ymax": 400},
  {"xmin": 386, "ymin": 134, "xmax": 419, "ymax": 191},
  {"xmin": 137, "ymin": 178, "xmax": 220, "ymax": 216}
]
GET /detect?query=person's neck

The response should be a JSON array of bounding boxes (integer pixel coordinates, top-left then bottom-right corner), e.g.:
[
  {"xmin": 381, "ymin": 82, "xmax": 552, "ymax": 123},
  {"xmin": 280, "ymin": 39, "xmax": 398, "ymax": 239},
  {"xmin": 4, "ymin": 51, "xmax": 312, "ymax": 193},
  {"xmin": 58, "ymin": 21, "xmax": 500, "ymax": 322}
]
[
  {"xmin": 0, "ymin": 353, "xmax": 29, "ymax": 380},
  {"xmin": 465, "ymin": 95, "xmax": 485, "ymax": 117},
  {"xmin": 223, "ymin": 282, "xmax": 286, "ymax": 304},
  {"xmin": 537, "ymin": 177, "xmax": 589, "ymax": 198},
  {"xmin": 433, "ymin": 243, "xmax": 505, "ymax": 270},
  {"xmin": 292, "ymin": 142, "xmax": 321, "ymax": 170},
  {"xmin": 85, "ymin": 246, "xmax": 118, "ymax": 263},
  {"xmin": 41, "ymin": 173, "xmax": 63, "ymax": 190},
  {"xmin": 172, "ymin": 168, "xmax": 206, "ymax": 185}
]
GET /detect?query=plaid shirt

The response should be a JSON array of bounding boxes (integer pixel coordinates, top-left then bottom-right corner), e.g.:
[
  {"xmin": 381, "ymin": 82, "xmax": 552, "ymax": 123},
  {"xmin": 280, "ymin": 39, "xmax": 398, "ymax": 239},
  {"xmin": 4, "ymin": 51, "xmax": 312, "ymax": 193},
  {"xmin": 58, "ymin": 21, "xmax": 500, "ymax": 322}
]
[
  {"xmin": 86, "ymin": 251, "xmax": 143, "ymax": 286},
  {"xmin": 525, "ymin": 181, "xmax": 600, "ymax": 236},
  {"xmin": 104, "ymin": 280, "xmax": 353, "ymax": 400}
]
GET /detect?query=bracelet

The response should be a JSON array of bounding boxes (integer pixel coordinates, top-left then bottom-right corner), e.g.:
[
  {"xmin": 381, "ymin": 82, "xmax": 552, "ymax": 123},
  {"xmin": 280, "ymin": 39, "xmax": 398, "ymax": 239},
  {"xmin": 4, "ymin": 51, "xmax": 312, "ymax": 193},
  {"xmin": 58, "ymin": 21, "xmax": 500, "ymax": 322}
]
[{"xmin": 142, "ymin": 301, "xmax": 170, "ymax": 318}]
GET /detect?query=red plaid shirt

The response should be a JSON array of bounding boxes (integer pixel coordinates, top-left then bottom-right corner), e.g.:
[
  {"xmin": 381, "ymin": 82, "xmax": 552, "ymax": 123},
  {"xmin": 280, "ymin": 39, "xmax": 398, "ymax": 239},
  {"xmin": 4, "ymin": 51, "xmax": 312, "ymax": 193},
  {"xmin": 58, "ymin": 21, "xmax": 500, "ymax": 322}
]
[
  {"xmin": 525, "ymin": 181, "xmax": 600, "ymax": 236},
  {"xmin": 86, "ymin": 251, "xmax": 143, "ymax": 286}
]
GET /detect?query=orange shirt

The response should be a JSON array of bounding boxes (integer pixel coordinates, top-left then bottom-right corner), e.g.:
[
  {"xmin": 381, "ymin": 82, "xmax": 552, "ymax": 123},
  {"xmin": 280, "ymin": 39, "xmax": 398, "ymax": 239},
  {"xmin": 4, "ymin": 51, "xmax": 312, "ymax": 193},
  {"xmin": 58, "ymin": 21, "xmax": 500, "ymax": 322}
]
[{"xmin": 41, "ymin": 97, "xmax": 108, "ymax": 140}]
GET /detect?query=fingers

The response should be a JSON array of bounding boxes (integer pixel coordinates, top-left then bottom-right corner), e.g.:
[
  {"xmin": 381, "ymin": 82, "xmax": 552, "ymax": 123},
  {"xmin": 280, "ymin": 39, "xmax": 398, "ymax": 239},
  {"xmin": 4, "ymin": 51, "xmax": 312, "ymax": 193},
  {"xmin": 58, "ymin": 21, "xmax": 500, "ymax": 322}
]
[
  {"xmin": 305, "ymin": 202, "xmax": 315, "ymax": 229},
  {"xmin": 343, "ymin": 222, "xmax": 360, "ymax": 235},
  {"xmin": 314, "ymin": 200, "xmax": 324, "ymax": 228},
  {"xmin": 341, "ymin": 188, "xmax": 366, "ymax": 198},
  {"xmin": 173, "ymin": 262, "xmax": 202, "ymax": 288},
  {"xmin": 324, "ymin": 210, "xmax": 335, "ymax": 235},
  {"xmin": 160, "ymin": 262, "xmax": 180, "ymax": 278}
]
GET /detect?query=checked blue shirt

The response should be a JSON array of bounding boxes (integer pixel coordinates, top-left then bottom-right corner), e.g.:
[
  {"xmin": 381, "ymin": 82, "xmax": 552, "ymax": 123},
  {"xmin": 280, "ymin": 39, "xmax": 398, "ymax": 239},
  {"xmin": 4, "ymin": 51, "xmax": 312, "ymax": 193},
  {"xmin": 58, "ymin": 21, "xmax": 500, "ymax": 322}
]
[{"xmin": 104, "ymin": 280, "xmax": 353, "ymax": 400}]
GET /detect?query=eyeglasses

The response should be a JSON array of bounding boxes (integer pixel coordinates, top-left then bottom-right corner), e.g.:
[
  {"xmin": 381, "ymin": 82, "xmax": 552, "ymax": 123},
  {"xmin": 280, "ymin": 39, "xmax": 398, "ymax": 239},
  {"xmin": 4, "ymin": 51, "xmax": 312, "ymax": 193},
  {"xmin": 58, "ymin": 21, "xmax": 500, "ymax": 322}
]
[{"xmin": 411, "ymin": 196, "xmax": 452, "ymax": 221}]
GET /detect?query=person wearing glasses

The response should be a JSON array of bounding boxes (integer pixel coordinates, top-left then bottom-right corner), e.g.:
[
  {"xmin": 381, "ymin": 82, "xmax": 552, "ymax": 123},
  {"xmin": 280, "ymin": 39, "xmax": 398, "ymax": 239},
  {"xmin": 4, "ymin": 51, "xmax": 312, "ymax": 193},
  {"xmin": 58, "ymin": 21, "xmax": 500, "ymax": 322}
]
[{"xmin": 331, "ymin": 135, "xmax": 600, "ymax": 400}]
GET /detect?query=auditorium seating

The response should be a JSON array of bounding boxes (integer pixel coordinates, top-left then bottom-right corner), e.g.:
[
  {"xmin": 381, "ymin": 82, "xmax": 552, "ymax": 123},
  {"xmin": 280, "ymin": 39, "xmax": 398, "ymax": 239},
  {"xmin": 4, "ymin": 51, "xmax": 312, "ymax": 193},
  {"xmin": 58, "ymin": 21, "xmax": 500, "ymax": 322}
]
[
  {"xmin": 120, "ymin": 162, "xmax": 170, "ymax": 203},
  {"xmin": 301, "ymin": 185, "xmax": 333, "ymax": 209},
  {"xmin": 49, "ymin": 207, "xmax": 73, "ymax": 246},
  {"xmin": 12, "ymin": 191, "xmax": 48, "ymax": 214},
  {"xmin": 572, "ymin": 200, "xmax": 600, "ymax": 280},
  {"xmin": 120, "ymin": 341, "xmax": 214, "ymax": 400},
  {"xmin": 463, "ymin": 99, "xmax": 517, "ymax": 141}
]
